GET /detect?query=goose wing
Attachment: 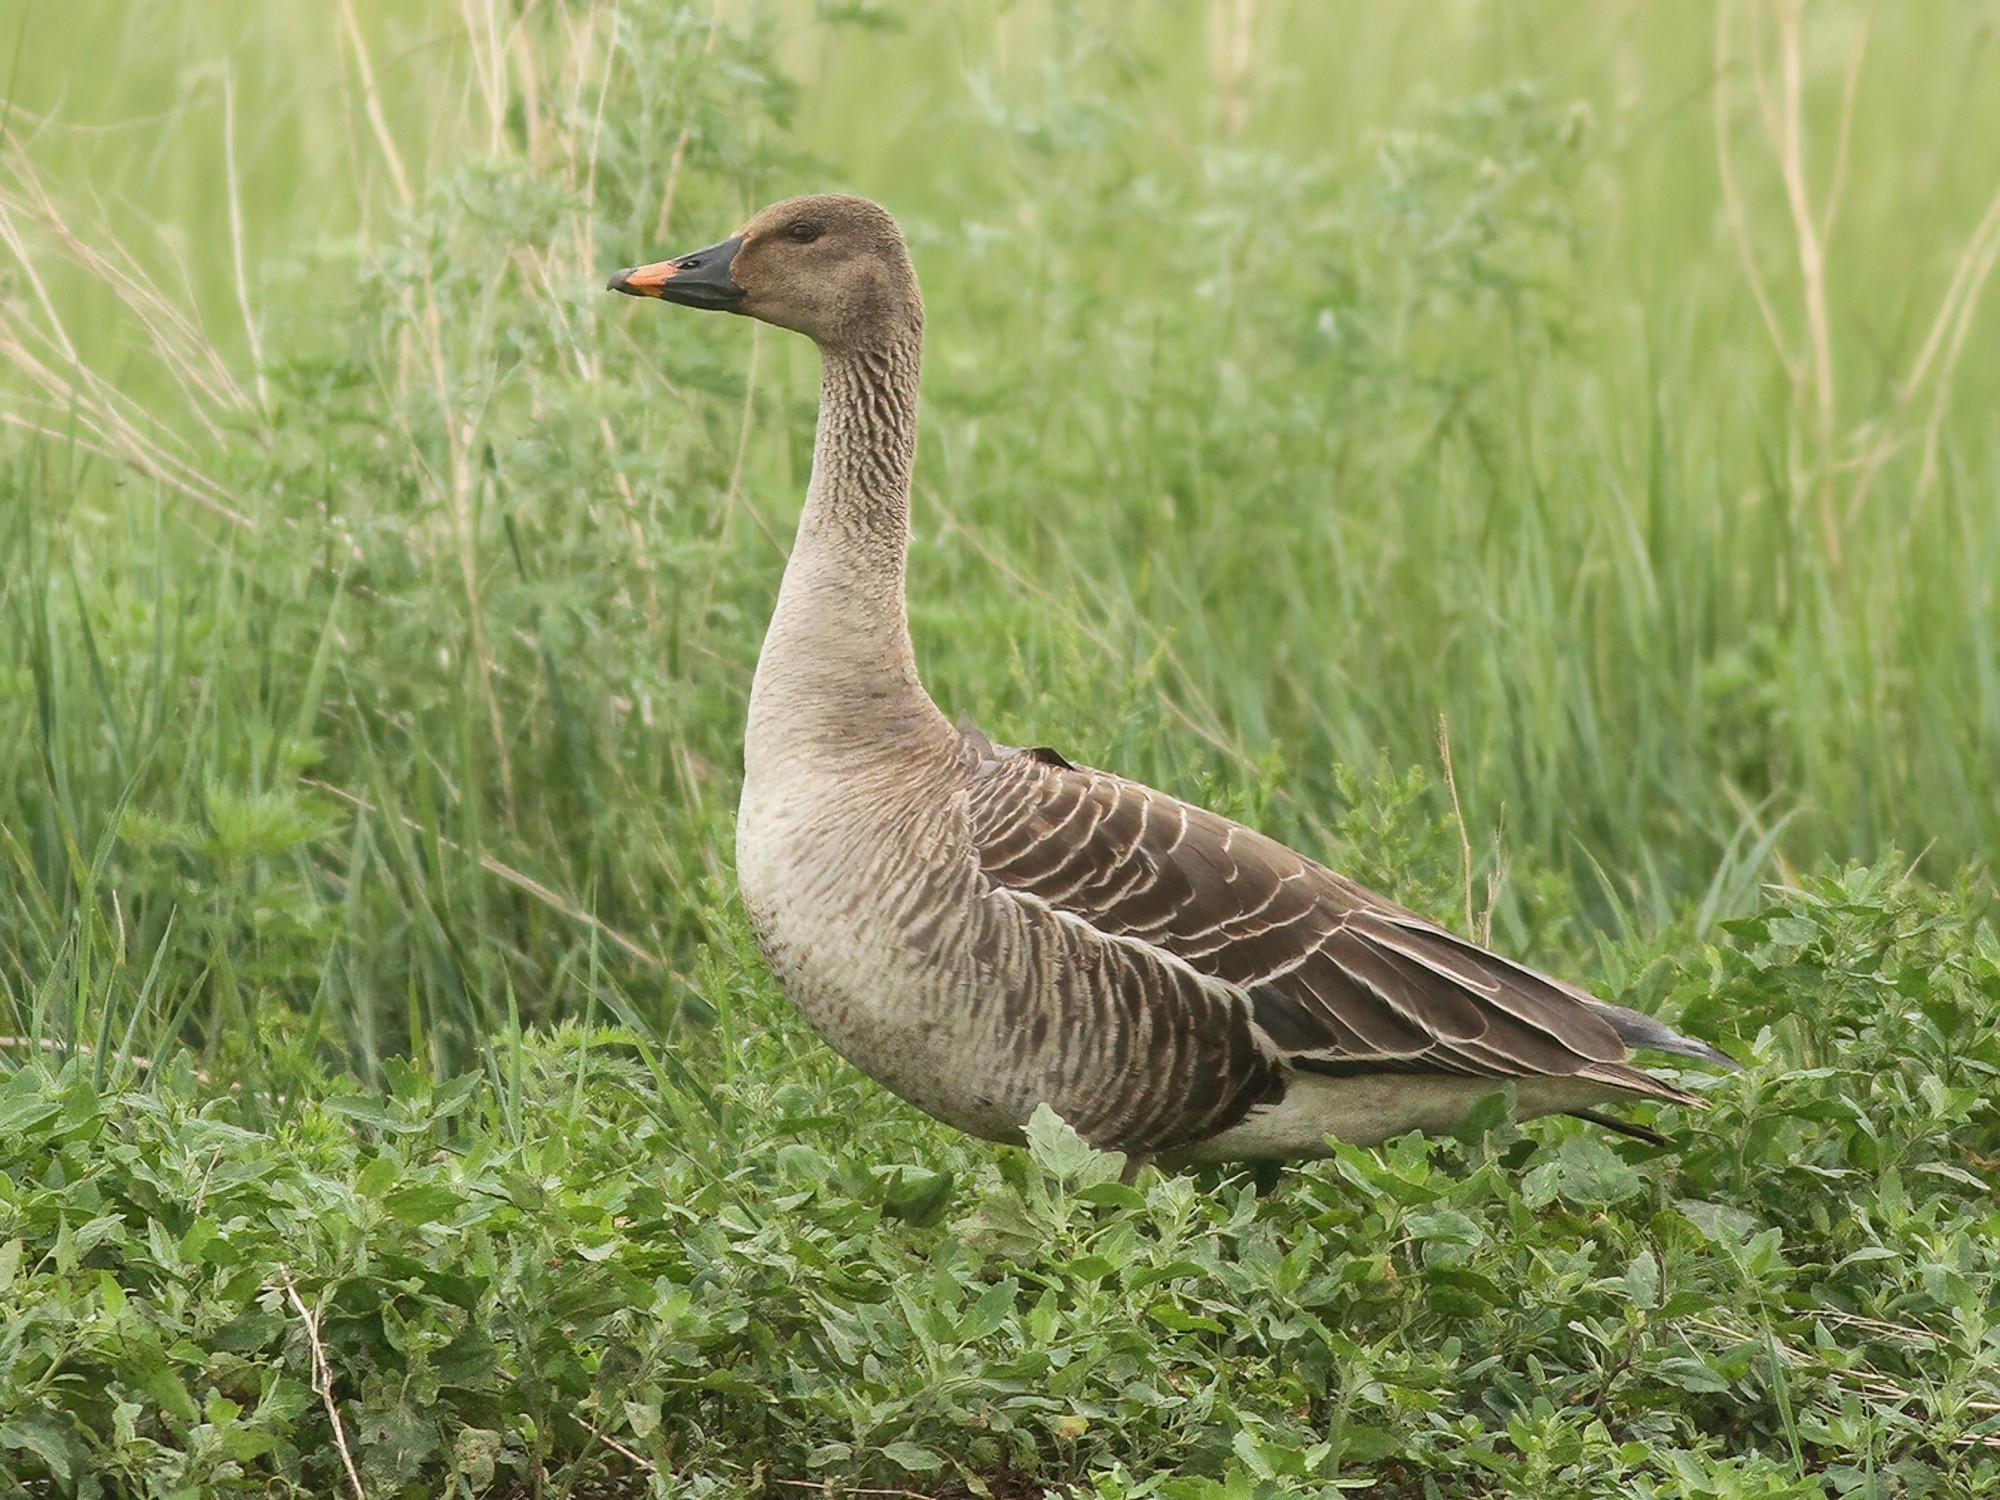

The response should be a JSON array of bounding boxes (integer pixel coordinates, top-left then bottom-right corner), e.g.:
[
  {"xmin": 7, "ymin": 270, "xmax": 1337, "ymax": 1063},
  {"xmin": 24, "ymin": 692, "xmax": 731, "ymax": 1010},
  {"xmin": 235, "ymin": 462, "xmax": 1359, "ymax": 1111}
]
[{"xmin": 961, "ymin": 727, "xmax": 1723, "ymax": 1103}]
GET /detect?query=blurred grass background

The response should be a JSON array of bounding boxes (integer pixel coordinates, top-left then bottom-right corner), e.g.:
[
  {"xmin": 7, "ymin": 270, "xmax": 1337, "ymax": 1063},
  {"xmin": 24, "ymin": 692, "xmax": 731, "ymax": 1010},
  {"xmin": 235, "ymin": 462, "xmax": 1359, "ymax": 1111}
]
[{"xmin": 3, "ymin": 0, "xmax": 1997, "ymax": 1080}]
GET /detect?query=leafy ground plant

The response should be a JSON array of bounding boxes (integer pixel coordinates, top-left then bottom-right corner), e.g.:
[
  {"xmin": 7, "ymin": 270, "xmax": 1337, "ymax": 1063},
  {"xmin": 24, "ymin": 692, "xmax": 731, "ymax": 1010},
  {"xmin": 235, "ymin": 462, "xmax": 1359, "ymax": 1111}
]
[
  {"xmin": 4, "ymin": 2, "xmax": 2000, "ymax": 1496},
  {"xmin": 3, "ymin": 865, "xmax": 1999, "ymax": 1496}
]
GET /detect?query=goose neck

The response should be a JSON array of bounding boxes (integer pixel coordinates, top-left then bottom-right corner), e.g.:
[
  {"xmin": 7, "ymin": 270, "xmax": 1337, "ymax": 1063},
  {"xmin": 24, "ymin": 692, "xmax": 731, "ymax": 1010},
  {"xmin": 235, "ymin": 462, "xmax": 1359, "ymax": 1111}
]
[
  {"xmin": 747, "ymin": 324, "xmax": 943, "ymax": 763},
  {"xmin": 797, "ymin": 333, "xmax": 923, "ymax": 564}
]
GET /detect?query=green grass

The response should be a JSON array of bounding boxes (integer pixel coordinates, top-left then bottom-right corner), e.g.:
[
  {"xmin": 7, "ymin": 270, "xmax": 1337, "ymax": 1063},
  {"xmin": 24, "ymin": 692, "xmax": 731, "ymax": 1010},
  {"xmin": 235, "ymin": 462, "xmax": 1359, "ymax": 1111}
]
[{"xmin": 2, "ymin": 1, "xmax": 1999, "ymax": 1494}]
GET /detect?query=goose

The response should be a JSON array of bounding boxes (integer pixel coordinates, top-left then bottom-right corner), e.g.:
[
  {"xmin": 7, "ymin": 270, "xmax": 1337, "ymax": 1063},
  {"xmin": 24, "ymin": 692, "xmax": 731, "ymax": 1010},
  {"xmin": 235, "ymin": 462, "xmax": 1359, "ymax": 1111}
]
[{"xmin": 607, "ymin": 194, "xmax": 1736, "ymax": 1171}]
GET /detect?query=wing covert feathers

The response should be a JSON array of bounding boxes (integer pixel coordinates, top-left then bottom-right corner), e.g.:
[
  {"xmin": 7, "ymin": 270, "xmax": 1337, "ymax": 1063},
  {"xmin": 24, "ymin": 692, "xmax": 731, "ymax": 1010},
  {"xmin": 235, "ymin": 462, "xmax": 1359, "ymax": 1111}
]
[{"xmin": 962, "ymin": 727, "xmax": 1726, "ymax": 1136}]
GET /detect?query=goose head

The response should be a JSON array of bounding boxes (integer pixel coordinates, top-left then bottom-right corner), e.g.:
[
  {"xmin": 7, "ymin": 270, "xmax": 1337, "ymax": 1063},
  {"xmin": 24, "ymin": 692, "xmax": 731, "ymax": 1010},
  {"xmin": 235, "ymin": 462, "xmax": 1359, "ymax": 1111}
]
[{"xmin": 607, "ymin": 193, "xmax": 921, "ymax": 350}]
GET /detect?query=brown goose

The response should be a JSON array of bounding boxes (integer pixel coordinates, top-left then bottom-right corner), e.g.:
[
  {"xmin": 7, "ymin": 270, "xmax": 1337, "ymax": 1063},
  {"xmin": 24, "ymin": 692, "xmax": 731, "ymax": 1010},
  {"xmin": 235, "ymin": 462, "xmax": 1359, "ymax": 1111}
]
[{"xmin": 608, "ymin": 194, "xmax": 1735, "ymax": 1168}]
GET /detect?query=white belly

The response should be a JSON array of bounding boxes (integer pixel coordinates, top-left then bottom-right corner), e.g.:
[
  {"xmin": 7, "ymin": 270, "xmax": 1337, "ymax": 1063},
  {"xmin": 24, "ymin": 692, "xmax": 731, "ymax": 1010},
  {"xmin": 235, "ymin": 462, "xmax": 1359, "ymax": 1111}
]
[{"xmin": 1172, "ymin": 1071, "xmax": 1635, "ymax": 1163}]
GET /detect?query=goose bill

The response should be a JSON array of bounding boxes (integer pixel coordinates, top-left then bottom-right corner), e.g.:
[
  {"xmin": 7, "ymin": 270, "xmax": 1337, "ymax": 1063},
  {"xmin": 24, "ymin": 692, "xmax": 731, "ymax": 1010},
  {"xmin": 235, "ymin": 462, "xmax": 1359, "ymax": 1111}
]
[{"xmin": 606, "ymin": 236, "xmax": 746, "ymax": 310}]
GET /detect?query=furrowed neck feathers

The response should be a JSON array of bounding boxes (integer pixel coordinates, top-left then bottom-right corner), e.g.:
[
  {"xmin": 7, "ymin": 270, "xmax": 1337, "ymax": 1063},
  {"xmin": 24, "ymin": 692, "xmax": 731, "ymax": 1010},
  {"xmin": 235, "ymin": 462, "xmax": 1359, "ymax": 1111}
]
[{"xmin": 746, "ymin": 317, "xmax": 944, "ymax": 762}]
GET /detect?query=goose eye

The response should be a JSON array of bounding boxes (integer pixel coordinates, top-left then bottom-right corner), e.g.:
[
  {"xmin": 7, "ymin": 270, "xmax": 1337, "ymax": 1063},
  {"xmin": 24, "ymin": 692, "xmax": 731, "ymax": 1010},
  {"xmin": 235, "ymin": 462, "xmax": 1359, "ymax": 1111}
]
[{"xmin": 786, "ymin": 221, "xmax": 823, "ymax": 244}]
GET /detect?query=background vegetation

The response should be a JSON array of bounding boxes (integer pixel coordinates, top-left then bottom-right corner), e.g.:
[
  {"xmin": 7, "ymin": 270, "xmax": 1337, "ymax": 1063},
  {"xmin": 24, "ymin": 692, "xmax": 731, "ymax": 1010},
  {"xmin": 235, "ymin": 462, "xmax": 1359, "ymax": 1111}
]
[{"xmin": 1, "ymin": 2, "xmax": 1997, "ymax": 1495}]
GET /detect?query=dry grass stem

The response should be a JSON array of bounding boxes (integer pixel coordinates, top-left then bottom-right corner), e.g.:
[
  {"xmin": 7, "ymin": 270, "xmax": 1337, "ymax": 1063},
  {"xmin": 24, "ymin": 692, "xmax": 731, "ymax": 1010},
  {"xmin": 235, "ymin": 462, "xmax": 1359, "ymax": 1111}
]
[
  {"xmin": 770, "ymin": 1481, "xmax": 949, "ymax": 1500},
  {"xmin": 1207, "ymin": 0, "xmax": 1256, "ymax": 139},
  {"xmin": 1845, "ymin": 173, "xmax": 2000, "ymax": 523},
  {"xmin": 1687, "ymin": 1313, "xmax": 2000, "ymax": 1448},
  {"xmin": 579, "ymin": 1417, "xmax": 658, "ymax": 1473},
  {"xmin": 1437, "ymin": 715, "xmax": 1480, "ymax": 944},
  {"xmin": 1771, "ymin": 0, "xmax": 1838, "ymax": 565},
  {"xmin": 221, "ymin": 64, "xmax": 270, "ymax": 416},
  {"xmin": 1713, "ymin": 1, "xmax": 1798, "ymax": 389},
  {"xmin": 338, "ymin": 0, "xmax": 414, "ymax": 209},
  {"xmin": 1817, "ymin": 0, "xmax": 1875, "ymax": 242},
  {"xmin": 278, "ymin": 1264, "xmax": 368, "ymax": 1500},
  {"xmin": 1714, "ymin": 2, "xmax": 2000, "ymax": 564},
  {"xmin": 0, "ymin": 131, "xmax": 255, "ymax": 525}
]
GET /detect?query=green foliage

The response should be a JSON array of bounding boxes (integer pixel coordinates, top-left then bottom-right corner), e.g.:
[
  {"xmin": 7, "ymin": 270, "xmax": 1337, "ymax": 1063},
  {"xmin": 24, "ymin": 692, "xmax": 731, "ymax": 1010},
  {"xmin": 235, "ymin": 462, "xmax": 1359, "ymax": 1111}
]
[
  {"xmin": 4, "ymin": 2, "xmax": 2000, "ymax": 1494},
  {"xmin": 3, "ymin": 869, "xmax": 1999, "ymax": 1495}
]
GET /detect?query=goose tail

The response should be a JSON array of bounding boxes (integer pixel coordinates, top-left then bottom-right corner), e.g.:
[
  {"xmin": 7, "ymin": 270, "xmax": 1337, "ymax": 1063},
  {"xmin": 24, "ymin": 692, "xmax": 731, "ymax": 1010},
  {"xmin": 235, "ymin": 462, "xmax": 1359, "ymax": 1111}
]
[{"xmin": 1587, "ymin": 998, "xmax": 1742, "ymax": 1072}]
